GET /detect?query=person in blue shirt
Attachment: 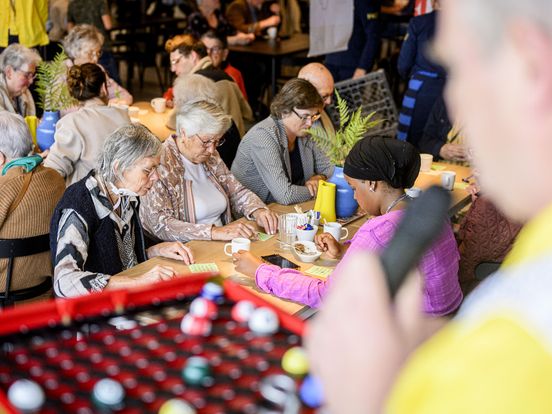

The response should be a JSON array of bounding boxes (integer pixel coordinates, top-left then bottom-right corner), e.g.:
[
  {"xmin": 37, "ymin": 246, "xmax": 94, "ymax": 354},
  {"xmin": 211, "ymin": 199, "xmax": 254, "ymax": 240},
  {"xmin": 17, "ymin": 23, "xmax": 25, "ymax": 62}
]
[
  {"xmin": 325, "ymin": 0, "xmax": 382, "ymax": 82},
  {"xmin": 396, "ymin": 0, "xmax": 446, "ymax": 147}
]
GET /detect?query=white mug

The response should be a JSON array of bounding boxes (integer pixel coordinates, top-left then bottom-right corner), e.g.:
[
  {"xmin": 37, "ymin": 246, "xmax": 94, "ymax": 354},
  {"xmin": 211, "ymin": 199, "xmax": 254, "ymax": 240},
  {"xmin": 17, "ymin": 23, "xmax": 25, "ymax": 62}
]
[
  {"xmin": 324, "ymin": 222, "xmax": 348, "ymax": 241},
  {"xmin": 150, "ymin": 97, "xmax": 167, "ymax": 113},
  {"xmin": 224, "ymin": 237, "xmax": 251, "ymax": 256},
  {"xmin": 296, "ymin": 225, "xmax": 318, "ymax": 242},
  {"xmin": 420, "ymin": 153, "xmax": 433, "ymax": 172},
  {"xmin": 441, "ymin": 171, "xmax": 456, "ymax": 191},
  {"xmin": 267, "ymin": 27, "xmax": 278, "ymax": 39}
]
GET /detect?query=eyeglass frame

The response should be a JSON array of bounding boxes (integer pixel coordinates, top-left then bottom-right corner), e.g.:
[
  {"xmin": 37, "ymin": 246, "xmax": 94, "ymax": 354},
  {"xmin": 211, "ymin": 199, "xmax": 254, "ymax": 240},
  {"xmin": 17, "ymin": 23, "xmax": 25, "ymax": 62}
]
[
  {"xmin": 193, "ymin": 134, "xmax": 225, "ymax": 148},
  {"xmin": 206, "ymin": 45, "xmax": 224, "ymax": 55},
  {"xmin": 170, "ymin": 54, "xmax": 183, "ymax": 66},
  {"xmin": 141, "ymin": 165, "xmax": 159, "ymax": 178},
  {"xmin": 15, "ymin": 68, "xmax": 36, "ymax": 81},
  {"xmin": 291, "ymin": 108, "xmax": 321, "ymax": 123}
]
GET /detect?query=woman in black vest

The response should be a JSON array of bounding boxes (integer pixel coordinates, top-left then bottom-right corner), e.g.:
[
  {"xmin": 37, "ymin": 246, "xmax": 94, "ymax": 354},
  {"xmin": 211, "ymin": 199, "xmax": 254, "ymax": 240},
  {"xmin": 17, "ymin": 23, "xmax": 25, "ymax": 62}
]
[{"xmin": 50, "ymin": 124, "xmax": 194, "ymax": 298}]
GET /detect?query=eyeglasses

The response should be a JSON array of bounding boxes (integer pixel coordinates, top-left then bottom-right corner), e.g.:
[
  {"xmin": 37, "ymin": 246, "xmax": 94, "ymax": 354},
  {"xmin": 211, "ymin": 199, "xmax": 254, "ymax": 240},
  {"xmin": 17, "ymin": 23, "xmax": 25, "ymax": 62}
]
[
  {"xmin": 170, "ymin": 55, "xmax": 183, "ymax": 66},
  {"xmin": 292, "ymin": 108, "xmax": 321, "ymax": 123},
  {"xmin": 87, "ymin": 49, "xmax": 102, "ymax": 60},
  {"xmin": 206, "ymin": 46, "xmax": 223, "ymax": 55},
  {"xmin": 321, "ymin": 93, "xmax": 333, "ymax": 103},
  {"xmin": 17, "ymin": 69, "xmax": 35, "ymax": 81},
  {"xmin": 194, "ymin": 134, "xmax": 225, "ymax": 148},
  {"xmin": 142, "ymin": 165, "xmax": 159, "ymax": 178}
]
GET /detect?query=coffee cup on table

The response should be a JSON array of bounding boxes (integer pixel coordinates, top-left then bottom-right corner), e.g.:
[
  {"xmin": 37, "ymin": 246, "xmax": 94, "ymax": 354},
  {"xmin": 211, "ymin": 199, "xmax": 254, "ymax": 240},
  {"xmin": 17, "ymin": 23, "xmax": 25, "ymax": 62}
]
[
  {"xmin": 150, "ymin": 97, "xmax": 167, "ymax": 113},
  {"xmin": 440, "ymin": 171, "xmax": 457, "ymax": 191},
  {"xmin": 323, "ymin": 222, "xmax": 348, "ymax": 241},
  {"xmin": 296, "ymin": 225, "xmax": 318, "ymax": 242},
  {"xmin": 224, "ymin": 238, "xmax": 251, "ymax": 256},
  {"xmin": 267, "ymin": 27, "xmax": 278, "ymax": 39},
  {"xmin": 420, "ymin": 153, "xmax": 433, "ymax": 172}
]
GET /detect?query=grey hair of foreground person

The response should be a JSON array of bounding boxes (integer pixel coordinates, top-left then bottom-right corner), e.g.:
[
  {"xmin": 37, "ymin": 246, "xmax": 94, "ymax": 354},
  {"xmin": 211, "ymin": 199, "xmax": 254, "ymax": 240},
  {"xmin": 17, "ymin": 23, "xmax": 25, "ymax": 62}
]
[
  {"xmin": 173, "ymin": 74, "xmax": 218, "ymax": 108},
  {"xmin": 0, "ymin": 112, "xmax": 33, "ymax": 159},
  {"xmin": 62, "ymin": 24, "xmax": 104, "ymax": 61},
  {"xmin": 458, "ymin": 0, "xmax": 552, "ymax": 53},
  {"xmin": 176, "ymin": 100, "xmax": 232, "ymax": 138},
  {"xmin": 97, "ymin": 124, "xmax": 161, "ymax": 184},
  {"xmin": 0, "ymin": 43, "xmax": 41, "ymax": 73}
]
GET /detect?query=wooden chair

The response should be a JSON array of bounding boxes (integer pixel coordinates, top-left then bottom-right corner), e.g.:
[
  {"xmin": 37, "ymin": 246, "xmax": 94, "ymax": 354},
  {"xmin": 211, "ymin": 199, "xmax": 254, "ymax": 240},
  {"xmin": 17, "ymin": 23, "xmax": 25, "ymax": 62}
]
[{"xmin": 0, "ymin": 234, "xmax": 52, "ymax": 309}]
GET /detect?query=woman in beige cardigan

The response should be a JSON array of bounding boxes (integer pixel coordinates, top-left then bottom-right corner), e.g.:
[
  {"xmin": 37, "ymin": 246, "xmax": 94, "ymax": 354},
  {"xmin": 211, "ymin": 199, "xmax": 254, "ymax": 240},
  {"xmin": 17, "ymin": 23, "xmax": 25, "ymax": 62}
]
[
  {"xmin": 141, "ymin": 101, "xmax": 278, "ymax": 242},
  {"xmin": 44, "ymin": 63, "xmax": 130, "ymax": 185}
]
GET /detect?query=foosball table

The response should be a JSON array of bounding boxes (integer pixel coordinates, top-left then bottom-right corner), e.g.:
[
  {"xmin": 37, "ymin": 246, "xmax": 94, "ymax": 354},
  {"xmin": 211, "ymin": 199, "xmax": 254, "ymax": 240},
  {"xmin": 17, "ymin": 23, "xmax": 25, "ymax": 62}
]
[{"xmin": 0, "ymin": 274, "xmax": 323, "ymax": 413}]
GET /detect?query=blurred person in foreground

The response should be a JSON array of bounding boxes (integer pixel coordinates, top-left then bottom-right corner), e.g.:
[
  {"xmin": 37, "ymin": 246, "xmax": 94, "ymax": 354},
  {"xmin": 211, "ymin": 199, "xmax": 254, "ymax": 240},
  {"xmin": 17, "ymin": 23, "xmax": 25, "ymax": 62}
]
[{"xmin": 307, "ymin": 0, "xmax": 552, "ymax": 412}]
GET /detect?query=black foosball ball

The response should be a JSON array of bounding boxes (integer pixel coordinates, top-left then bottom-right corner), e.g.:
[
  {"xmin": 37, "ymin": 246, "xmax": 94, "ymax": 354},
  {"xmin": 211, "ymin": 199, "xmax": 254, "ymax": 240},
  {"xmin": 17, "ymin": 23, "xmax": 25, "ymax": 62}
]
[{"xmin": 0, "ymin": 274, "xmax": 324, "ymax": 413}]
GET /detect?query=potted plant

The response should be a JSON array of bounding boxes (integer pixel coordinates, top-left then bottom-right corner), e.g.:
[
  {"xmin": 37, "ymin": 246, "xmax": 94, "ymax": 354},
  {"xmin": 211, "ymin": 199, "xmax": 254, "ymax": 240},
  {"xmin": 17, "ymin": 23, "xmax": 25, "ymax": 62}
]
[
  {"xmin": 308, "ymin": 91, "xmax": 380, "ymax": 218},
  {"xmin": 34, "ymin": 50, "xmax": 76, "ymax": 150}
]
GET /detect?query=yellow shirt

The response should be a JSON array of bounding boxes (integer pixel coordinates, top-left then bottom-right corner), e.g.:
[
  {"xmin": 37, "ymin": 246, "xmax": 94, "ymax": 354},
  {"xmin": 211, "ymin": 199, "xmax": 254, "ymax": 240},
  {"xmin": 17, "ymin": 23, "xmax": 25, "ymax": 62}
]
[
  {"xmin": 386, "ymin": 204, "xmax": 552, "ymax": 413},
  {"xmin": 0, "ymin": 0, "xmax": 49, "ymax": 47}
]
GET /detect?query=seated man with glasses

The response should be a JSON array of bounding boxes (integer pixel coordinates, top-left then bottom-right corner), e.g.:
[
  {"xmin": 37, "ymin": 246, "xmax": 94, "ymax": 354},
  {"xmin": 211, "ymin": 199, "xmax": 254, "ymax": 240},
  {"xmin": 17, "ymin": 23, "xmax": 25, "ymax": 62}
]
[
  {"xmin": 0, "ymin": 43, "xmax": 41, "ymax": 117},
  {"xmin": 141, "ymin": 101, "xmax": 279, "ymax": 242},
  {"xmin": 298, "ymin": 62, "xmax": 336, "ymax": 135},
  {"xmin": 232, "ymin": 78, "xmax": 333, "ymax": 205},
  {"xmin": 201, "ymin": 31, "xmax": 249, "ymax": 101}
]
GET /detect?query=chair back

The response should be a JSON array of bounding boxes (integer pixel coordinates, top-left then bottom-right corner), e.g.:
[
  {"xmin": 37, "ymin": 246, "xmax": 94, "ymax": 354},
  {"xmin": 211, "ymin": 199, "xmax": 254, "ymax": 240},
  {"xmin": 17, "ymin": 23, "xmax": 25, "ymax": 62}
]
[
  {"xmin": 326, "ymin": 69, "xmax": 399, "ymax": 139},
  {"xmin": 0, "ymin": 234, "xmax": 52, "ymax": 309}
]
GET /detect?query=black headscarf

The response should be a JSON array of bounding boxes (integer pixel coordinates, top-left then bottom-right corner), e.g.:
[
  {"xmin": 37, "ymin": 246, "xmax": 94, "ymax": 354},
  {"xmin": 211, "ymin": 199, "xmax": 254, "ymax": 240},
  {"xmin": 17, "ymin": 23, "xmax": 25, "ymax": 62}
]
[{"xmin": 343, "ymin": 136, "xmax": 421, "ymax": 189}]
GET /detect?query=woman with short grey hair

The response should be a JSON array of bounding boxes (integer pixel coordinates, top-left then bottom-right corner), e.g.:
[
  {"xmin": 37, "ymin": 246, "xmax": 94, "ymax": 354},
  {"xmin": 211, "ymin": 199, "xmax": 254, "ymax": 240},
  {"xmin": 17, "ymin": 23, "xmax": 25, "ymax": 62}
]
[
  {"xmin": 0, "ymin": 112, "xmax": 33, "ymax": 159},
  {"xmin": 62, "ymin": 24, "xmax": 132, "ymax": 105},
  {"xmin": 0, "ymin": 43, "xmax": 41, "ymax": 116},
  {"xmin": 50, "ymin": 124, "xmax": 195, "ymax": 298},
  {"xmin": 141, "ymin": 101, "xmax": 278, "ymax": 242}
]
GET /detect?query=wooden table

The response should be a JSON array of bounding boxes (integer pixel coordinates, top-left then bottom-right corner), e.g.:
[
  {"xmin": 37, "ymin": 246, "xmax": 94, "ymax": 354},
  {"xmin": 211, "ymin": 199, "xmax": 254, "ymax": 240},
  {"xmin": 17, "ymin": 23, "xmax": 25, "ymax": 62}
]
[
  {"xmin": 134, "ymin": 101, "xmax": 173, "ymax": 141},
  {"xmin": 229, "ymin": 33, "xmax": 309, "ymax": 96},
  {"xmin": 117, "ymin": 161, "xmax": 471, "ymax": 317}
]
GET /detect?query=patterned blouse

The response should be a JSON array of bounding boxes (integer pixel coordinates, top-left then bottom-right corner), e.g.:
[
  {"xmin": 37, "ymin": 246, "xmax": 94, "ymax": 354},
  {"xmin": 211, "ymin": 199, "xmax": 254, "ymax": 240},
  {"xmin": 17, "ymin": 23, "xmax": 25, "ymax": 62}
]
[{"xmin": 53, "ymin": 174, "xmax": 139, "ymax": 297}]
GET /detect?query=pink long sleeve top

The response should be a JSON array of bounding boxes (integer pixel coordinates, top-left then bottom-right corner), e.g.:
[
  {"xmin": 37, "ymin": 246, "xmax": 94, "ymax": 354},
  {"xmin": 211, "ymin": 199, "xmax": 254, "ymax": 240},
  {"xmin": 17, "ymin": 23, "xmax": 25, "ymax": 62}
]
[{"xmin": 255, "ymin": 210, "xmax": 463, "ymax": 316}]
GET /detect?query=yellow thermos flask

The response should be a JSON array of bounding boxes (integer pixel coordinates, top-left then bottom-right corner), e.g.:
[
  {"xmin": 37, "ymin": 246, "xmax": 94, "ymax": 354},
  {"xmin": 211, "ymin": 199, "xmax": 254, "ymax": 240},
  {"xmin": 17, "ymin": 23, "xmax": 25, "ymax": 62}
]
[{"xmin": 314, "ymin": 180, "xmax": 336, "ymax": 223}]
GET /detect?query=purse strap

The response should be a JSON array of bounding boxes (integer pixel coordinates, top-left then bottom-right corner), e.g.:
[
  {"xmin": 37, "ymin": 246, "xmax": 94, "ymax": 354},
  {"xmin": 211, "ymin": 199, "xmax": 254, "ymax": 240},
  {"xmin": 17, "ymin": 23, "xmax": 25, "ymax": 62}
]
[{"xmin": 6, "ymin": 170, "xmax": 34, "ymax": 217}]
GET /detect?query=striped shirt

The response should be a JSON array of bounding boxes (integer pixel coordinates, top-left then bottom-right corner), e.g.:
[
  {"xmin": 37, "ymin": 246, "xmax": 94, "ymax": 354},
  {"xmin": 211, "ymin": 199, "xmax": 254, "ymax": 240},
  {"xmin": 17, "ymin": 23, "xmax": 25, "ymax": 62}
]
[{"xmin": 231, "ymin": 116, "xmax": 334, "ymax": 205}]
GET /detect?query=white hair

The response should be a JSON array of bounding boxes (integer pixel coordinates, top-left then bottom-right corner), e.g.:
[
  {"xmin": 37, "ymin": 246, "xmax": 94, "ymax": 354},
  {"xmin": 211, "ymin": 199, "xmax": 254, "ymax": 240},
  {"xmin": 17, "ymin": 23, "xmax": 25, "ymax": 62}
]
[
  {"xmin": 62, "ymin": 24, "xmax": 104, "ymax": 61},
  {"xmin": 173, "ymin": 74, "xmax": 218, "ymax": 108},
  {"xmin": 176, "ymin": 101, "xmax": 231, "ymax": 138},
  {"xmin": 0, "ymin": 112, "xmax": 33, "ymax": 159},
  {"xmin": 98, "ymin": 124, "xmax": 161, "ymax": 183},
  {"xmin": 0, "ymin": 43, "xmax": 41, "ymax": 73},
  {"xmin": 458, "ymin": 0, "xmax": 552, "ymax": 53}
]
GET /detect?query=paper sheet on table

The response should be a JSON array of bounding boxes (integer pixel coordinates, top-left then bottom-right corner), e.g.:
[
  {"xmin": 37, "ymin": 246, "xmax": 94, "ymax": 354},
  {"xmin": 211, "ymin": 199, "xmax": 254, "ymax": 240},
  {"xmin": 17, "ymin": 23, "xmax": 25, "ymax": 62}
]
[
  {"xmin": 188, "ymin": 263, "xmax": 219, "ymax": 273},
  {"xmin": 257, "ymin": 232, "xmax": 274, "ymax": 241},
  {"xmin": 305, "ymin": 265, "xmax": 333, "ymax": 278},
  {"xmin": 454, "ymin": 182, "xmax": 469, "ymax": 190},
  {"xmin": 431, "ymin": 164, "xmax": 446, "ymax": 171}
]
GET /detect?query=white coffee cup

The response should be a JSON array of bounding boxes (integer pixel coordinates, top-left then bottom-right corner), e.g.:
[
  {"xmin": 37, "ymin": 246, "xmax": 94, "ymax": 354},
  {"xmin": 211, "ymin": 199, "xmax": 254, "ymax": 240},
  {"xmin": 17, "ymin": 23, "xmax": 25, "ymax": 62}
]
[
  {"xmin": 267, "ymin": 27, "xmax": 278, "ymax": 39},
  {"xmin": 150, "ymin": 97, "xmax": 167, "ymax": 113},
  {"xmin": 224, "ymin": 237, "xmax": 251, "ymax": 256},
  {"xmin": 420, "ymin": 153, "xmax": 433, "ymax": 172},
  {"xmin": 441, "ymin": 171, "xmax": 456, "ymax": 191},
  {"xmin": 323, "ymin": 222, "xmax": 348, "ymax": 241},
  {"xmin": 296, "ymin": 225, "xmax": 318, "ymax": 242}
]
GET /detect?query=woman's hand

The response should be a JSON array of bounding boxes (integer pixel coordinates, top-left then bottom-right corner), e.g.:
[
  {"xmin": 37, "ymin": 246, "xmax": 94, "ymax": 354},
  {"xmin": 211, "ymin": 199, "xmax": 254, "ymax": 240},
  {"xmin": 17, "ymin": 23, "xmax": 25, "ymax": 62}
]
[
  {"xmin": 230, "ymin": 32, "xmax": 255, "ymax": 45},
  {"xmin": 212, "ymin": 221, "xmax": 257, "ymax": 241},
  {"xmin": 252, "ymin": 209, "xmax": 279, "ymax": 235},
  {"xmin": 439, "ymin": 143, "xmax": 467, "ymax": 162},
  {"xmin": 305, "ymin": 175, "xmax": 326, "ymax": 197},
  {"xmin": 147, "ymin": 241, "xmax": 194, "ymax": 264},
  {"xmin": 233, "ymin": 250, "xmax": 264, "ymax": 278},
  {"xmin": 315, "ymin": 232, "xmax": 342, "ymax": 259},
  {"xmin": 139, "ymin": 264, "xmax": 178, "ymax": 281}
]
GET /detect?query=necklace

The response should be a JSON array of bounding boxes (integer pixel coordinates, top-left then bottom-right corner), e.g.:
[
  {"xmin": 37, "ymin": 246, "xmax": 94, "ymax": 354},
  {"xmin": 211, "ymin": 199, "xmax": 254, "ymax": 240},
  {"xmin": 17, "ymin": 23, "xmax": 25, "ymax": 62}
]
[{"xmin": 385, "ymin": 193, "xmax": 409, "ymax": 214}]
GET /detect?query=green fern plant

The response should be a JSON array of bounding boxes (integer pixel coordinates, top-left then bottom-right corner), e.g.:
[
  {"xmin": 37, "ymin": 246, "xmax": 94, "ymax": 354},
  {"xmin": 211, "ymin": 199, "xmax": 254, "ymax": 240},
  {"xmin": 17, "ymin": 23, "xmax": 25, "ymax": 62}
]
[
  {"xmin": 35, "ymin": 50, "xmax": 76, "ymax": 111},
  {"xmin": 307, "ymin": 91, "xmax": 381, "ymax": 166}
]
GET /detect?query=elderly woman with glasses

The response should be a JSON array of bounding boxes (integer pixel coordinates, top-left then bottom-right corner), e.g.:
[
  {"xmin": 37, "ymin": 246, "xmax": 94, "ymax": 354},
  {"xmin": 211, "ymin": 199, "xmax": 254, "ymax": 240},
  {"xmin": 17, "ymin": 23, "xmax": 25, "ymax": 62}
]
[
  {"xmin": 231, "ymin": 78, "xmax": 333, "ymax": 205},
  {"xmin": 50, "ymin": 124, "xmax": 194, "ymax": 298},
  {"xmin": 141, "ymin": 101, "xmax": 278, "ymax": 242},
  {"xmin": 0, "ymin": 44, "xmax": 41, "ymax": 116},
  {"xmin": 62, "ymin": 24, "xmax": 132, "ymax": 106}
]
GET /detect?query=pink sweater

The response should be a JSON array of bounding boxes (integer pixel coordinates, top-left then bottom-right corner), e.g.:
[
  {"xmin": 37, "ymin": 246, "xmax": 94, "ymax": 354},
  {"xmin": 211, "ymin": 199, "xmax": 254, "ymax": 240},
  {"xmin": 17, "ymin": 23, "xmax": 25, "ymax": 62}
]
[{"xmin": 255, "ymin": 210, "xmax": 463, "ymax": 316}]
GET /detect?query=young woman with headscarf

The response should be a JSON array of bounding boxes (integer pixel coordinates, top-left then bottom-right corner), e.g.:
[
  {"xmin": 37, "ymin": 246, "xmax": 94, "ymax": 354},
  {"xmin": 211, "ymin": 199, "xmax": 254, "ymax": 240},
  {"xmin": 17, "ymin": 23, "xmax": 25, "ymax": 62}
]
[{"xmin": 233, "ymin": 136, "xmax": 463, "ymax": 316}]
